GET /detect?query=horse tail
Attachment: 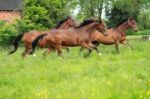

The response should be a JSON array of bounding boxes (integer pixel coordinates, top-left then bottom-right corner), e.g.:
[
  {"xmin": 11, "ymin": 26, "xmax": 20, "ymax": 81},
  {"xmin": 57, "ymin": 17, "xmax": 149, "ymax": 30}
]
[
  {"xmin": 31, "ymin": 33, "xmax": 47, "ymax": 54},
  {"xmin": 9, "ymin": 33, "xmax": 24, "ymax": 54}
]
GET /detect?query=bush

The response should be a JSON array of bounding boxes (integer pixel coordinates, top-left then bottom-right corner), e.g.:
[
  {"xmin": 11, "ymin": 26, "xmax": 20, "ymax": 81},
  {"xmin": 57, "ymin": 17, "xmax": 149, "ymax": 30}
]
[
  {"xmin": 23, "ymin": 5, "xmax": 52, "ymax": 29},
  {"xmin": 0, "ymin": 22, "xmax": 18, "ymax": 46},
  {"xmin": 23, "ymin": 0, "xmax": 70, "ymax": 29},
  {"xmin": 135, "ymin": 29, "xmax": 150, "ymax": 35},
  {"xmin": 127, "ymin": 29, "xmax": 150, "ymax": 35},
  {"xmin": 0, "ymin": 20, "xmax": 50, "ymax": 46}
]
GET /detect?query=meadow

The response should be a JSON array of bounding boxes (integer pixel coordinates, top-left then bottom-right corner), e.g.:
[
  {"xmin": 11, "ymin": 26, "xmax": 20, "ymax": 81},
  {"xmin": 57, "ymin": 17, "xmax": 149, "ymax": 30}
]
[{"xmin": 0, "ymin": 38, "xmax": 150, "ymax": 99}]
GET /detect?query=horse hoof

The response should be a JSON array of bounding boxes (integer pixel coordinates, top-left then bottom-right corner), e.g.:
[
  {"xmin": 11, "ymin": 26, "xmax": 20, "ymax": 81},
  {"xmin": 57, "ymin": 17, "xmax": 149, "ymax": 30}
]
[{"xmin": 98, "ymin": 52, "xmax": 102, "ymax": 56}]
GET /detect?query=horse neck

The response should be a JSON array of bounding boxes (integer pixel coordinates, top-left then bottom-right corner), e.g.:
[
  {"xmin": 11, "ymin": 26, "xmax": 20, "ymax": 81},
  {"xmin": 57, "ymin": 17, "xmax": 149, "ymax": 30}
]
[
  {"xmin": 116, "ymin": 22, "xmax": 129, "ymax": 35},
  {"xmin": 57, "ymin": 21, "xmax": 70, "ymax": 30},
  {"xmin": 77, "ymin": 23, "xmax": 97, "ymax": 35}
]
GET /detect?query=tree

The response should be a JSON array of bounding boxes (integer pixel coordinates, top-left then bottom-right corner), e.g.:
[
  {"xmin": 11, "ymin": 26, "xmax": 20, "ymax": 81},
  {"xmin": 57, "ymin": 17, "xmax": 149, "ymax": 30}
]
[
  {"xmin": 75, "ymin": 0, "xmax": 150, "ymax": 29},
  {"xmin": 105, "ymin": 0, "xmax": 150, "ymax": 29},
  {"xmin": 23, "ymin": 0, "xmax": 72, "ymax": 29},
  {"xmin": 104, "ymin": 0, "xmax": 139, "ymax": 27},
  {"xmin": 76, "ymin": 0, "xmax": 105, "ymax": 21}
]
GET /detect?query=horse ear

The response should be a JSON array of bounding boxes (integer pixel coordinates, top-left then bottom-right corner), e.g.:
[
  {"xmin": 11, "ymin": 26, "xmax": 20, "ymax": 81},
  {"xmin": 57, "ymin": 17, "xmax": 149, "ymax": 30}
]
[
  {"xmin": 128, "ymin": 17, "xmax": 132, "ymax": 24},
  {"xmin": 67, "ymin": 16, "xmax": 71, "ymax": 19},
  {"xmin": 99, "ymin": 18, "xmax": 102, "ymax": 23},
  {"xmin": 128, "ymin": 17, "xmax": 134, "ymax": 21}
]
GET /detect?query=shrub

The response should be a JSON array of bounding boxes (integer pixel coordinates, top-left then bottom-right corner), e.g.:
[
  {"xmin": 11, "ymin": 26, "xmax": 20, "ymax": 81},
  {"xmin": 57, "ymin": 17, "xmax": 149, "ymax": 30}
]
[{"xmin": 0, "ymin": 22, "xmax": 18, "ymax": 46}]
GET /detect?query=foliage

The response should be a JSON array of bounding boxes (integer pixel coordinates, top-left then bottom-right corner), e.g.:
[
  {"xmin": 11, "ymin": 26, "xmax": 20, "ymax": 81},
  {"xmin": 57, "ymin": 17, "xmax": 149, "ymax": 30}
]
[
  {"xmin": 76, "ymin": 0, "xmax": 105, "ymax": 20},
  {"xmin": 23, "ymin": 0, "xmax": 72, "ymax": 29},
  {"xmin": 133, "ymin": 29, "xmax": 150, "ymax": 35},
  {"xmin": 1, "ymin": 0, "xmax": 150, "ymax": 46},
  {"xmin": 0, "ymin": 0, "xmax": 75, "ymax": 46},
  {"xmin": 0, "ymin": 21, "xmax": 18, "ymax": 46},
  {"xmin": 76, "ymin": 0, "xmax": 150, "ymax": 29},
  {"xmin": 0, "ymin": 40, "xmax": 150, "ymax": 99}
]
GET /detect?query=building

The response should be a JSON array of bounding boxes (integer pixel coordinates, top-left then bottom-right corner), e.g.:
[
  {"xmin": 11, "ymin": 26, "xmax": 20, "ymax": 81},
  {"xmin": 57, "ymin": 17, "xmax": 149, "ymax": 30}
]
[{"xmin": 0, "ymin": 0, "xmax": 22, "ymax": 22}]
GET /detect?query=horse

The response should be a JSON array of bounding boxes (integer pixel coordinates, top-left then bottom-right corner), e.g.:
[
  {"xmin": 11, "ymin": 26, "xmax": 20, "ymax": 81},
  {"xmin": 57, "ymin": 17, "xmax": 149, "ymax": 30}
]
[
  {"xmin": 30, "ymin": 18, "xmax": 108, "ymax": 57},
  {"xmin": 9, "ymin": 16, "xmax": 76, "ymax": 57},
  {"xmin": 80, "ymin": 17, "xmax": 138, "ymax": 55}
]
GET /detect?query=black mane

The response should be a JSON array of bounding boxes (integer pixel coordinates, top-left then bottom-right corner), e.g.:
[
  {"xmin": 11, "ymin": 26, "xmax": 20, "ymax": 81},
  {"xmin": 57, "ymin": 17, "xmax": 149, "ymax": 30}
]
[
  {"xmin": 55, "ymin": 17, "xmax": 68, "ymax": 29},
  {"xmin": 116, "ymin": 18, "xmax": 128, "ymax": 28},
  {"xmin": 76, "ymin": 19, "xmax": 97, "ymax": 28}
]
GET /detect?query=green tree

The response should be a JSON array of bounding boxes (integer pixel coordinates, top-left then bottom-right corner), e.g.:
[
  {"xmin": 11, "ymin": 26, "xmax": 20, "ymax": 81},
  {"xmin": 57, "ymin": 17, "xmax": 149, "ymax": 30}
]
[
  {"xmin": 106, "ymin": 0, "xmax": 140, "ymax": 27},
  {"xmin": 23, "ymin": 0, "xmax": 72, "ymax": 29},
  {"xmin": 76, "ymin": 0, "xmax": 105, "ymax": 20},
  {"xmin": 105, "ymin": 0, "xmax": 150, "ymax": 29},
  {"xmin": 76, "ymin": 0, "xmax": 150, "ymax": 29}
]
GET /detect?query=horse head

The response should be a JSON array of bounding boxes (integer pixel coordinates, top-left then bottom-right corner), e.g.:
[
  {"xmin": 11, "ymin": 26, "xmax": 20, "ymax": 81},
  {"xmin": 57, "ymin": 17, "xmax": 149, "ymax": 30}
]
[
  {"xmin": 95, "ymin": 18, "xmax": 108, "ymax": 36},
  {"xmin": 66, "ymin": 16, "xmax": 77, "ymax": 28},
  {"xmin": 128, "ymin": 17, "xmax": 138, "ymax": 32}
]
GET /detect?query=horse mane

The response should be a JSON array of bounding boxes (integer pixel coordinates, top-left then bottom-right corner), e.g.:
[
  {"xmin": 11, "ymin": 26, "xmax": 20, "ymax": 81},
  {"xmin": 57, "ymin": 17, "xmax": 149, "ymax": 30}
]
[
  {"xmin": 116, "ymin": 18, "xmax": 128, "ymax": 28},
  {"xmin": 55, "ymin": 17, "xmax": 68, "ymax": 29},
  {"xmin": 76, "ymin": 19, "xmax": 98, "ymax": 28}
]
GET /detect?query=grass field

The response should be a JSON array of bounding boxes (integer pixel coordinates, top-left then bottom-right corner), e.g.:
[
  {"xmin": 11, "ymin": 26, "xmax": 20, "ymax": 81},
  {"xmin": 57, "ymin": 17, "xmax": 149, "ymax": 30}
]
[{"xmin": 0, "ymin": 39, "xmax": 150, "ymax": 99}]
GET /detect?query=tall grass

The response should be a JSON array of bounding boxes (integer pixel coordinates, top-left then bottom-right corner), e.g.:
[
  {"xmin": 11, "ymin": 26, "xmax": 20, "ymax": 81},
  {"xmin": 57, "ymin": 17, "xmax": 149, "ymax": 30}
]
[{"xmin": 0, "ymin": 40, "xmax": 150, "ymax": 99}]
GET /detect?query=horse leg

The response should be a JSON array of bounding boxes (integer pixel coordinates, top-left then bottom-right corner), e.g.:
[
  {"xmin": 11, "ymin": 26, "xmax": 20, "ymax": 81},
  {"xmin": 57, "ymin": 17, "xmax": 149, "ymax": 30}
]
[
  {"xmin": 87, "ymin": 42, "xmax": 101, "ymax": 55},
  {"xmin": 27, "ymin": 45, "xmax": 34, "ymax": 55},
  {"xmin": 42, "ymin": 48, "xmax": 53, "ymax": 58},
  {"xmin": 43, "ymin": 47, "xmax": 55, "ymax": 56},
  {"xmin": 22, "ymin": 45, "xmax": 28, "ymax": 57},
  {"xmin": 55, "ymin": 44, "xmax": 63, "ymax": 57},
  {"xmin": 81, "ymin": 42, "xmax": 93, "ymax": 57},
  {"xmin": 92, "ymin": 41, "xmax": 100, "ymax": 47},
  {"xmin": 115, "ymin": 41, "xmax": 119, "ymax": 53},
  {"xmin": 92, "ymin": 42, "xmax": 101, "ymax": 54},
  {"xmin": 79, "ymin": 47, "xmax": 84, "ymax": 53},
  {"xmin": 85, "ymin": 42, "xmax": 94, "ymax": 55},
  {"xmin": 121, "ymin": 41, "xmax": 133, "ymax": 50},
  {"xmin": 27, "ymin": 45, "xmax": 33, "ymax": 55},
  {"xmin": 94, "ymin": 47, "xmax": 102, "ymax": 56},
  {"xmin": 63, "ymin": 47, "xmax": 70, "ymax": 53},
  {"xmin": 127, "ymin": 42, "xmax": 133, "ymax": 50},
  {"xmin": 79, "ymin": 41, "xmax": 99, "ymax": 54},
  {"xmin": 27, "ymin": 46, "xmax": 37, "ymax": 57}
]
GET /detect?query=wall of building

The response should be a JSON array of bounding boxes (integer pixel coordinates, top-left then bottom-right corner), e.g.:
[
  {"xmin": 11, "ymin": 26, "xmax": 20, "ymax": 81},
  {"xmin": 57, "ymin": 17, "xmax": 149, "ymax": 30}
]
[{"xmin": 0, "ymin": 11, "xmax": 21, "ymax": 23}]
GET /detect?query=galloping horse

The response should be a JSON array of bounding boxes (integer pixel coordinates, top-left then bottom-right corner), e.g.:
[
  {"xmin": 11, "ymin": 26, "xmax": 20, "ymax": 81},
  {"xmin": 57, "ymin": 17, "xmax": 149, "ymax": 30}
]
[
  {"xmin": 9, "ymin": 16, "xmax": 76, "ymax": 57},
  {"xmin": 80, "ymin": 17, "xmax": 138, "ymax": 55},
  {"xmin": 31, "ymin": 19, "xmax": 108, "ymax": 56}
]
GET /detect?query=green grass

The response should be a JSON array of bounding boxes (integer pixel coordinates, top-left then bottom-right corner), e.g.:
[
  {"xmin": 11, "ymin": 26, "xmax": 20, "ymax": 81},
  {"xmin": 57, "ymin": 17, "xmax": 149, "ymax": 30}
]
[{"xmin": 0, "ymin": 39, "xmax": 150, "ymax": 99}]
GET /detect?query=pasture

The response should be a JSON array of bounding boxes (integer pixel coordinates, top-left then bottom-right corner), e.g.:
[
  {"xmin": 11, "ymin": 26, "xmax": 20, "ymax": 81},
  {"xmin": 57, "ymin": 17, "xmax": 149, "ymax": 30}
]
[{"xmin": 0, "ymin": 38, "xmax": 150, "ymax": 99}]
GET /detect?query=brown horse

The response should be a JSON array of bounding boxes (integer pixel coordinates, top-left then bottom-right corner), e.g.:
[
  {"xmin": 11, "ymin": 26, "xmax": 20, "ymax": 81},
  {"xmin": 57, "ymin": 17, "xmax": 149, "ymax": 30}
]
[
  {"xmin": 31, "ymin": 19, "xmax": 108, "ymax": 56},
  {"xmin": 9, "ymin": 16, "xmax": 76, "ymax": 57},
  {"xmin": 80, "ymin": 17, "xmax": 138, "ymax": 55}
]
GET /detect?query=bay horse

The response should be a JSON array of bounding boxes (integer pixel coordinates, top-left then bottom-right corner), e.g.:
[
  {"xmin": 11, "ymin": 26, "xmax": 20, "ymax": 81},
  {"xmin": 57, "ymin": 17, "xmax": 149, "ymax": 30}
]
[
  {"xmin": 80, "ymin": 17, "xmax": 138, "ymax": 55},
  {"xmin": 9, "ymin": 16, "xmax": 76, "ymax": 57},
  {"xmin": 30, "ymin": 18, "xmax": 108, "ymax": 57}
]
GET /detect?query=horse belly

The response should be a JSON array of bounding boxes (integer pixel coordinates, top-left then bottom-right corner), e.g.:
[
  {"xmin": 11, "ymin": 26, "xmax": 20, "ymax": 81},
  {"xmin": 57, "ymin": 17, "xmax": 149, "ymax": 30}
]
[
  {"xmin": 96, "ymin": 36, "xmax": 114, "ymax": 45},
  {"xmin": 61, "ymin": 34, "xmax": 78, "ymax": 46},
  {"xmin": 62, "ymin": 39, "xmax": 77, "ymax": 46}
]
